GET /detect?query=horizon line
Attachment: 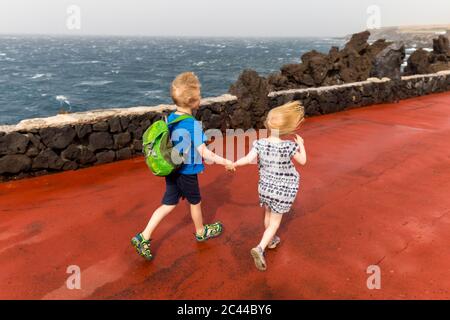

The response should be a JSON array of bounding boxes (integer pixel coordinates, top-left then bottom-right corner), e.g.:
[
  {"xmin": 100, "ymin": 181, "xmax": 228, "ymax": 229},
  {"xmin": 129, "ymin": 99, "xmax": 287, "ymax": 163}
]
[
  {"xmin": 0, "ymin": 32, "xmax": 347, "ymax": 39},
  {"xmin": 1, "ymin": 23, "xmax": 449, "ymax": 39}
]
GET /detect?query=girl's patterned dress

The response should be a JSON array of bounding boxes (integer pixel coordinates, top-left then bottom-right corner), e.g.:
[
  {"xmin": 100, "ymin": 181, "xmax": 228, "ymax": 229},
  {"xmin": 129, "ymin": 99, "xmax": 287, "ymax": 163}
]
[{"xmin": 252, "ymin": 139, "xmax": 300, "ymax": 214}]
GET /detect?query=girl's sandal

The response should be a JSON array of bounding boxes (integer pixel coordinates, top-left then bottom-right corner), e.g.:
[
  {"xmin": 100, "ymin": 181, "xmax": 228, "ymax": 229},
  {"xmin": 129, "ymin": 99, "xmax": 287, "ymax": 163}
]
[
  {"xmin": 268, "ymin": 236, "xmax": 281, "ymax": 249},
  {"xmin": 131, "ymin": 233, "xmax": 153, "ymax": 261},
  {"xmin": 195, "ymin": 222, "xmax": 223, "ymax": 242},
  {"xmin": 251, "ymin": 246, "xmax": 267, "ymax": 271}
]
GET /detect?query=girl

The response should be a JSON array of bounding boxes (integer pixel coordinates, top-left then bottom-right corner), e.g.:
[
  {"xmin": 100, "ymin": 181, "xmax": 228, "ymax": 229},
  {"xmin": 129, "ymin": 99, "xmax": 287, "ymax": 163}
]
[{"xmin": 230, "ymin": 101, "xmax": 307, "ymax": 271}]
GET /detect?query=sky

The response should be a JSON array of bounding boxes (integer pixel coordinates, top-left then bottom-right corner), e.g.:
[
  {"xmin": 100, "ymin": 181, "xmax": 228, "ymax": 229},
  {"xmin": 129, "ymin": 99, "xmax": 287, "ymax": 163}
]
[{"xmin": 0, "ymin": 0, "xmax": 449, "ymax": 37}]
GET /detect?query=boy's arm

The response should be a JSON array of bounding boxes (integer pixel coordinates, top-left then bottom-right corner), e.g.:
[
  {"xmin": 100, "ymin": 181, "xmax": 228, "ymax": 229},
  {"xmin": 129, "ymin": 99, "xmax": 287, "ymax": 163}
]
[
  {"xmin": 197, "ymin": 143, "xmax": 232, "ymax": 166},
  {"xmin": 191, "ymin": 120, "xmax": 232, "ymax": 166},
  {"xmin": 293, "ymin": 135, "xmax": 307, "ymax": 165},
  {"xmin": 234, "ymin": 149, "xmax": 258, "ymax": 167}
]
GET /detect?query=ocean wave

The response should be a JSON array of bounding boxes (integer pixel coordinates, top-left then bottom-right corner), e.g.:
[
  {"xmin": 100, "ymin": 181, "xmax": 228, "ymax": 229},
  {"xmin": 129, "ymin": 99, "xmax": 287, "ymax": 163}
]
[
  {"xmin": 30, "ymin": 73, "xmax": 52, "ymax": 80},
  {"xmin": 103, "ymin": 70, "xmax": 120, "ymax": 75},
  {"xmin": 194, "ymin": 61, "xmax": 206, "ymax": 66},
  {"xmin": 76, "ymin": 80, "xmax": 114, "ymax": 87},
  {"xmin": 55, "ymin": 95, "xmax": 71, "ymax": 107},
  {"xmin": 56, "ymin": 95, "xmax": 68, "ymax": 101},
  {"xmin": 204, "ymin": 43, "xmax": 227, "ymax": 48},
  {"xmin": 142, "ymin": 90, "xmax": 163, "ymax": 98},
  {"xmin": 69, "ymin": 60, "xmax": 102, "ymax": 65},
  {"xmin": 31, "ymin": 74, "xmax": 45, "ymax": 79}
]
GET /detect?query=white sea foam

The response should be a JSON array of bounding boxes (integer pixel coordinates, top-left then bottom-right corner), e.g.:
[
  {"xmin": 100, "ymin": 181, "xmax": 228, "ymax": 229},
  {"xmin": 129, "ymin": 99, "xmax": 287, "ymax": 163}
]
[
  {"xmin": 69, "ymin": 60, "xmax": 102, "ymax": 65},
  {"xmin": 31, "ymin": 73, "xmax": 52, "ymax": 80},
  {"xmin": 142, "ymin": 90, "xmax": 163, "ymax": 98},
  {"xmin": 56, "ymin": 95, "xmax": 69, "ymax": 102},
  {"xmin": 134, "ymin": 79, "xmax": 153, "ymax": 83},
  {"xmin": 31, "ymin": 74, "xmax": 45, "ymax": 79},
  {"xmin": 194, "ymin": 61, "xmax": 206, "ymax": 66},
  {"xmin": 76, "ymin": 80, "xmax": 113, "ymax": 87},
  {"xmin": 56, "ymin": 95, "xmax": 71, "ymax": 111}
]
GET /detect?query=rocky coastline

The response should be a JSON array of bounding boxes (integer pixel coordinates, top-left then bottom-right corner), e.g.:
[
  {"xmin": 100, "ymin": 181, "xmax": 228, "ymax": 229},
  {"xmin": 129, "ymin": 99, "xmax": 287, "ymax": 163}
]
[{"xmin": 248, "ymin": 31, "xmax": 450, "ymax": 92}]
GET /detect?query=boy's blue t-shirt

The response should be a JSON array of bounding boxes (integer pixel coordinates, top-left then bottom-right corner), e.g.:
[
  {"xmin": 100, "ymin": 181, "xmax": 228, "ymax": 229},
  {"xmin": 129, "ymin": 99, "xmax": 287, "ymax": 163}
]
[{"xmin": 168, "ymin": 113, "xmax": 207, "ymax": 175}]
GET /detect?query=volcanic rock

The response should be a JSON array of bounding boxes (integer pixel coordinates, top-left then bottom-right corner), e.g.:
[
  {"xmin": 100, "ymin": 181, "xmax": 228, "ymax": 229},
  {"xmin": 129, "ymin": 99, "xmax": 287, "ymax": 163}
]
[
  {"xmin": 0, "ymin": 132, "xmax": 29, "ymax": 155},
  {"xmin": 40, "ymin": 126, "xmax": 76, "ymax": 149},
  {"xmin": 371, "ymin": 43, "xmax": 406, "ymax": 80},
  {"xmin": 229, "ymin": 69, "xmax": 270, "ymax": 129},
  {"xmin": 89, "ymin": 132, "xmax": 113, "ymax": 151},
  {"xmin": 0, "ymin": 155, "xmax": 31, "ymax": 174}
]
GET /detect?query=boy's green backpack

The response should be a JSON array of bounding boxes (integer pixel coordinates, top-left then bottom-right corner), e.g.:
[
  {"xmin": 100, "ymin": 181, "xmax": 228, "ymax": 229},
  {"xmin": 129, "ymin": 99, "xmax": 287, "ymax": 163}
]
[{"xmin": 142, "ymin": 114, "xmax": 193, "ymax": 176}]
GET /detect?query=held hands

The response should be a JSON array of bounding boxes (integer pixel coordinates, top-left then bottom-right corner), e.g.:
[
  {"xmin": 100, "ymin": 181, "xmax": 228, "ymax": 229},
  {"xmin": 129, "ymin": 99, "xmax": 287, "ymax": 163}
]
[{"xmin": 224, "ymin": 160, "xmax": 236, "ymax": 172}]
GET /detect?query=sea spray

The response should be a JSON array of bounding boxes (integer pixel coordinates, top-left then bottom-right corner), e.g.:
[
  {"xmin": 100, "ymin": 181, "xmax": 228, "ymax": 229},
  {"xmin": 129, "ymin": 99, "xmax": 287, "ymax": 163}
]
[{"xmin": 56, "ymin": 95, "xmax": 72, "ymax": 114}]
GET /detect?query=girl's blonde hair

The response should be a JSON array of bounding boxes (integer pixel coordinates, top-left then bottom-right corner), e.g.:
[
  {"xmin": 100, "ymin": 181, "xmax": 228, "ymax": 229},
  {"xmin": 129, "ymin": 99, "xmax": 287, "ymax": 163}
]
[{"xmin": 265, "ymin": 101, "xmax": 305, "ymax": 136}]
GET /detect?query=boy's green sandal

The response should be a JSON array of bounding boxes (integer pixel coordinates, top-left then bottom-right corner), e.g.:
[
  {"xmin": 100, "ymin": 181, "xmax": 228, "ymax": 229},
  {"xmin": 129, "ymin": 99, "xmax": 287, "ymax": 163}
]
[
  {"xmin": 195, "ymin": 222, "xmax": 224, "ymax": 242},
  {"xmin": 131, "ymin": 233, "xmax": 153, "ymax": 261}
]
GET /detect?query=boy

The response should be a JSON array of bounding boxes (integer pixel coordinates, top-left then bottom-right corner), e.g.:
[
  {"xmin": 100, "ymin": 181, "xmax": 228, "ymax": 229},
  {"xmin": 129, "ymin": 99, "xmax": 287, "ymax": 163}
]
[{"xmin": 131, "ymin": 72, "xmax": 233, "ymax": 260}]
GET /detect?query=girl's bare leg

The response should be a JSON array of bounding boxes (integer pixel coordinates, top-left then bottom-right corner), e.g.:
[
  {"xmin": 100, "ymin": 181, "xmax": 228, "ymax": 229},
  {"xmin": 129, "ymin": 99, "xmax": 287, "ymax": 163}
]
[
  {"xmin": 264, "ymin": 207, "xmax": 271, "ymax": 229},
  {"xmin": 142, "ymin": 204, "xmax": 177, "ymax": 240},
  {"xmin": 258, "ymin": 211, "xmax": 283, "ymax": 251}
]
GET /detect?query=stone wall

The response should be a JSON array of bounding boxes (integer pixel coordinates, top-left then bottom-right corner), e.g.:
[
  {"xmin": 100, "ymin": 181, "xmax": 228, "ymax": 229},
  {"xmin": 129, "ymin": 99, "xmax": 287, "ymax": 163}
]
[{"xmin": 1, "ymin": 70, "xmax": 449, "ymax": 182}]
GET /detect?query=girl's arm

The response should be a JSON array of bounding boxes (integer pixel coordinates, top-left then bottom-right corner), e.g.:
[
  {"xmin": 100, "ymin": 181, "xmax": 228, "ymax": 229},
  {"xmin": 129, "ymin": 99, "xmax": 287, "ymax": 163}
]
[
  {"xmin": 293, "ymin": 135, "xmax": 307, "ymax": 166},
  {"xmin": 234, "ymin": 148, "xmax": 258, "ymax": 167},
  {"xmin": 197, "ymin": 143, "xmax": 233, "ymax": 166}
]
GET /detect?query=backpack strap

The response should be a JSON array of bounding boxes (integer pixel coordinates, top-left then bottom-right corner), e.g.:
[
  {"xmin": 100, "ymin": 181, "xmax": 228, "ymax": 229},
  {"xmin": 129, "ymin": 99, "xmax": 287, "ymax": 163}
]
[{"xmin": 167, "ymin": 114, "xmax": 194, "ymax": 126}]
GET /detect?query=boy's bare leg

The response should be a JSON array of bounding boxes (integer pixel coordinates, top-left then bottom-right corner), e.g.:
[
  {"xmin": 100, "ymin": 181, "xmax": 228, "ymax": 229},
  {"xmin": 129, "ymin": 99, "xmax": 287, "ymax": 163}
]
[
  {"xmin": 190, "ymin": 202, "xmax": 205, "ymax": 235},
  {"xmin": 258, "ymin": 212, "xmax": 283, "ymax": 251},
  {"xmin": 142, "ymin": 204, "xmax": 177, "ymax": 240}
]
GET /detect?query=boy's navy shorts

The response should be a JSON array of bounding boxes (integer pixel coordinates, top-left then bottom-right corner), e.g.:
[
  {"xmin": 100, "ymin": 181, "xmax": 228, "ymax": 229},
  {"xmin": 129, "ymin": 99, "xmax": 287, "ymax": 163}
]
[{"xmin": 162, "ymin": 172, "xmax": 201, "ymax": 205}]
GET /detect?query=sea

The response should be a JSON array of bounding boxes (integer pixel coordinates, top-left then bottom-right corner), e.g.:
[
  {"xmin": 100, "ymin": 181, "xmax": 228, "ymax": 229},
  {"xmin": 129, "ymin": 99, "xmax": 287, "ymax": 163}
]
[{"xmin": 0, "ymin": 35, "xmax": 345, "ymax": 125}]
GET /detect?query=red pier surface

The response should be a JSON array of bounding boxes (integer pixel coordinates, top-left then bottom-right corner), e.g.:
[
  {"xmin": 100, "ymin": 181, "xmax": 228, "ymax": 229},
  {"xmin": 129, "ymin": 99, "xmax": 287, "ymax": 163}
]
[{"xmin": 1, "ymin": 93, "xmax": 450, "ymax": 300}]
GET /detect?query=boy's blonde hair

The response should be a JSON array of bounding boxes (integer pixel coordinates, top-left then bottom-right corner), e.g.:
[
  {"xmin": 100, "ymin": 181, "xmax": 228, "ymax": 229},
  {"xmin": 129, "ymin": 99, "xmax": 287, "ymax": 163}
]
[
  {"xmin": 265, "ymin": 101, "xmax": 305, "ymax": 136},
  {"xmin": 171, "ymin": 72, "xmax": 201, "ymax": 108}
]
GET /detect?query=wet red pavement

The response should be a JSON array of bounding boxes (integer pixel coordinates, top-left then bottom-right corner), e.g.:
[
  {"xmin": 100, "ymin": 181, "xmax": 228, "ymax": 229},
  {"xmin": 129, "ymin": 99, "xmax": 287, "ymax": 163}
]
[{"xmin": 1, "ymin": 92, "xmax": 450, "ymax": 300}]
